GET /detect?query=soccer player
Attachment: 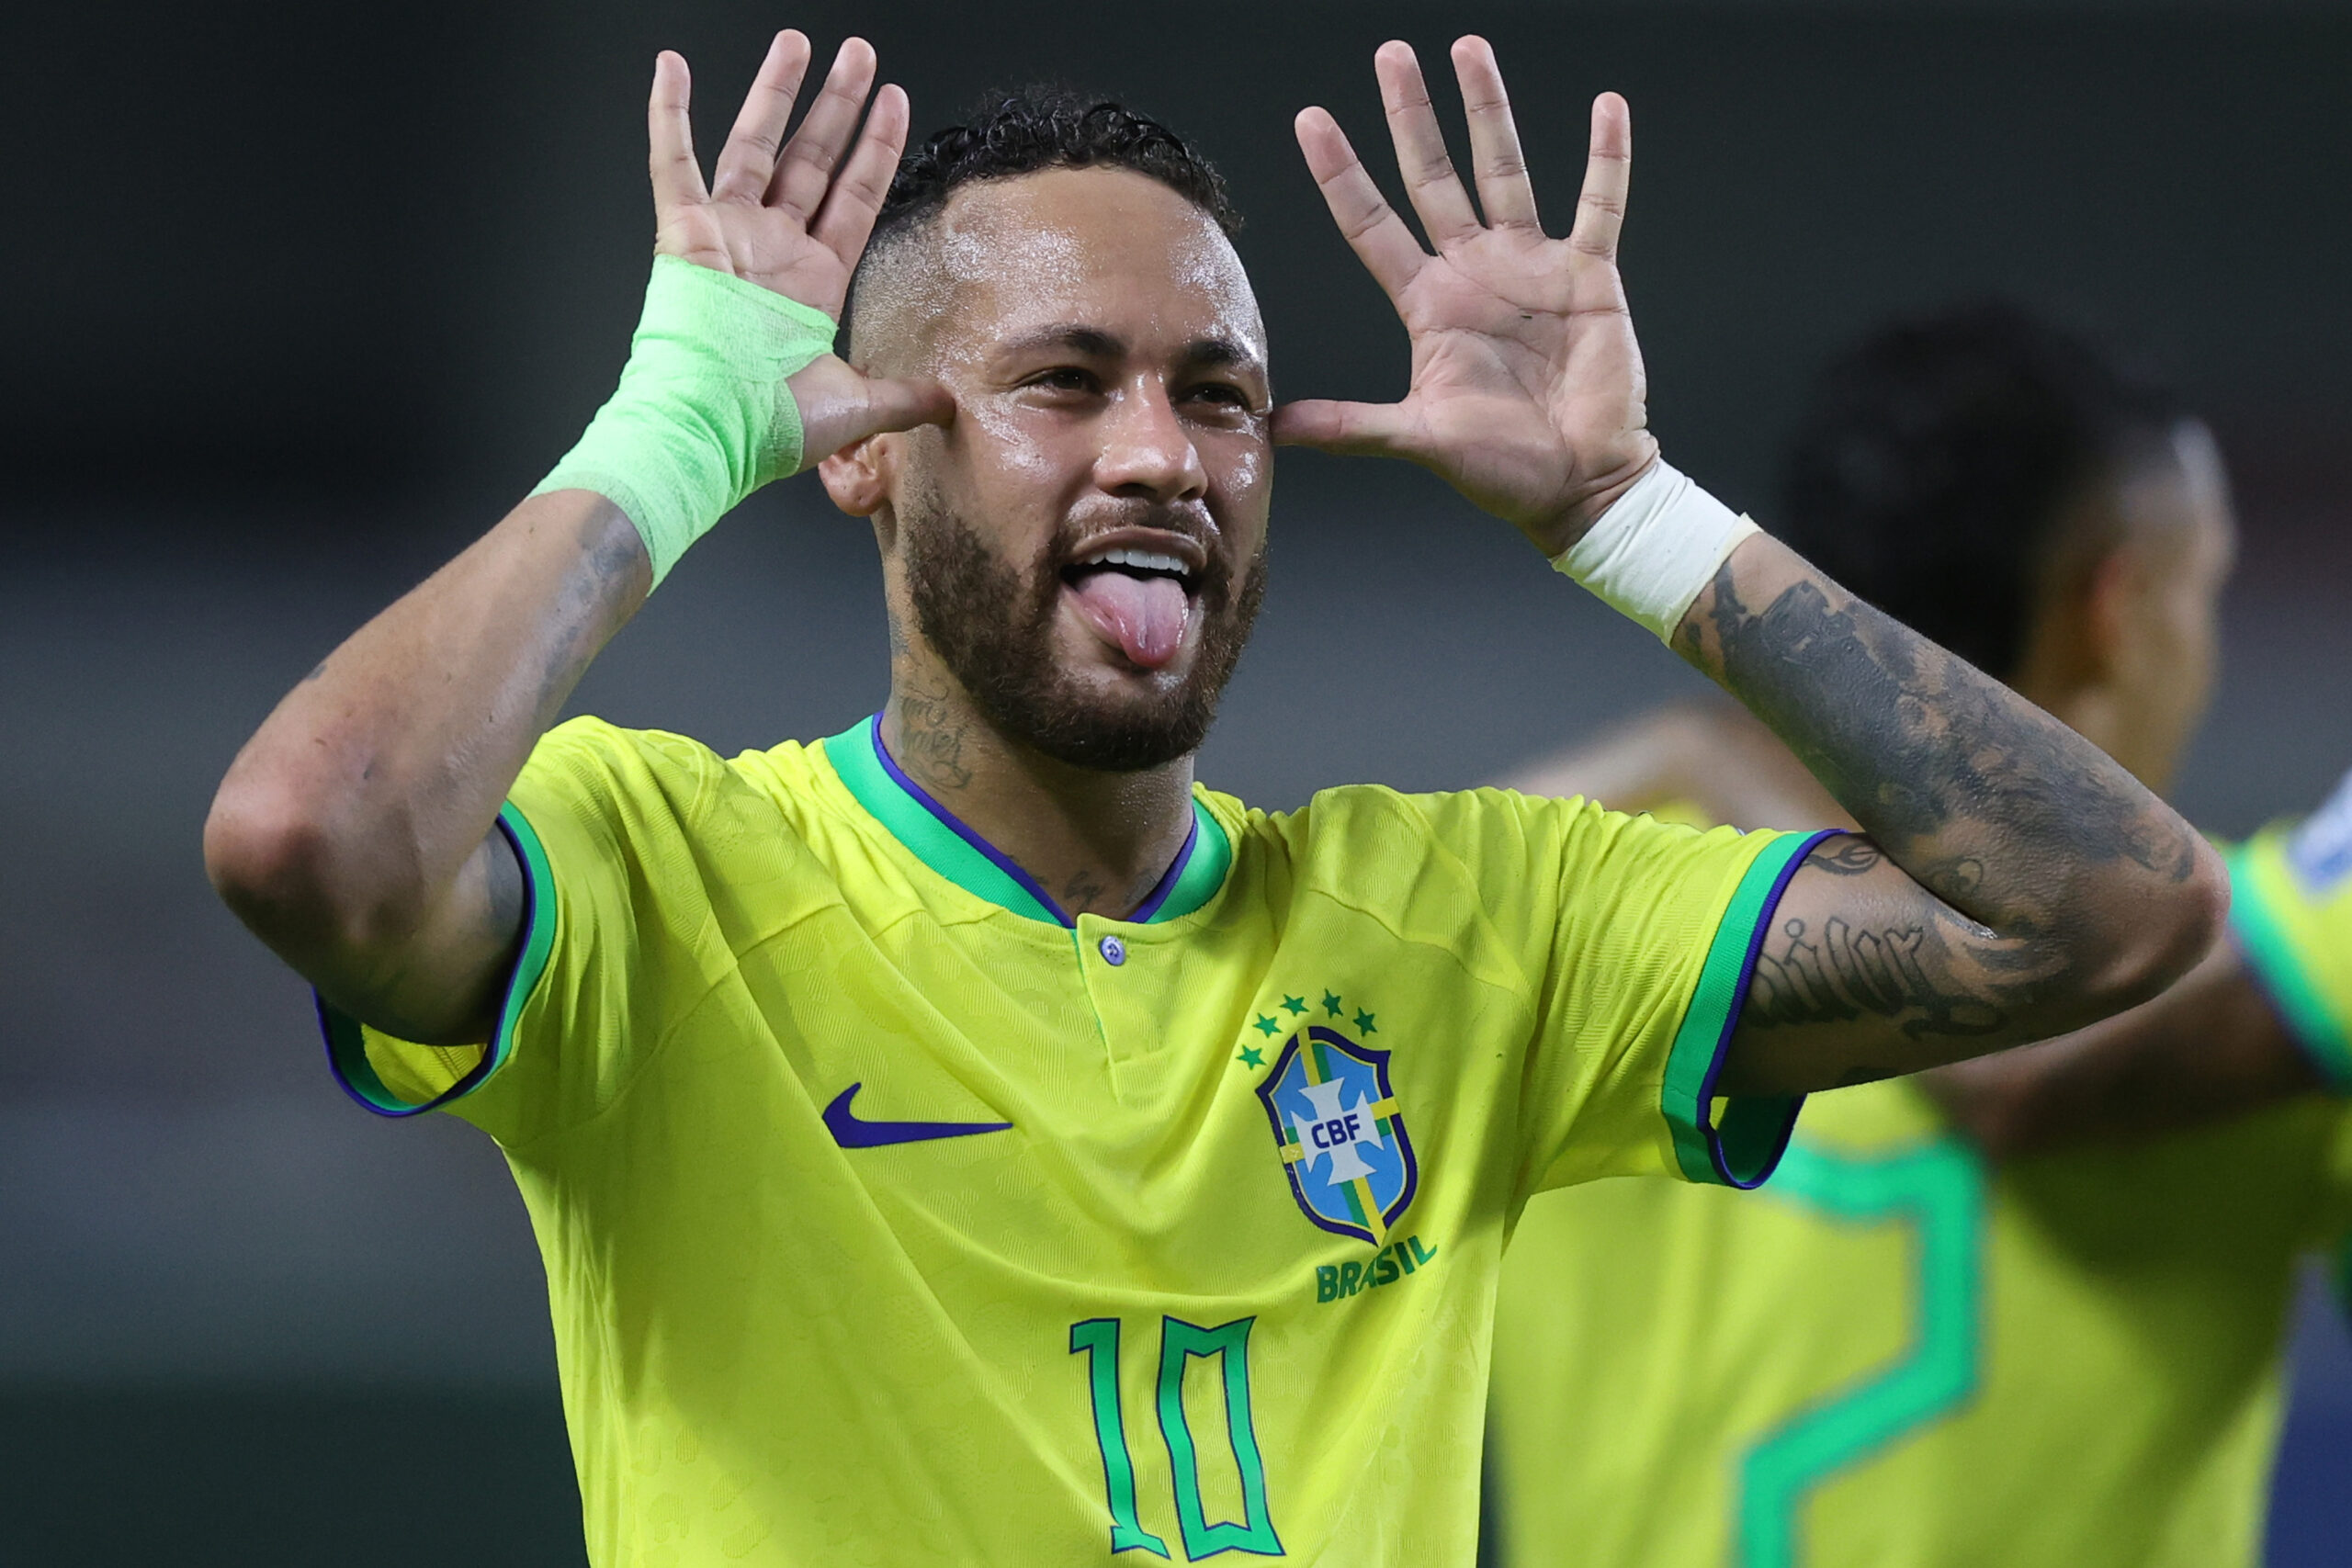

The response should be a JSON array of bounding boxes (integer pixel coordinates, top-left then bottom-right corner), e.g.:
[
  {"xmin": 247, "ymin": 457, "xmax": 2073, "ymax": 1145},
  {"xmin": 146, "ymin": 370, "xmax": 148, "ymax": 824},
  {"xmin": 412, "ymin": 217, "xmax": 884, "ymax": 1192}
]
[
  {"xmin": 1486, "ymin": 304, "xmax": 2352, "ymax": 1568},
  {"xmin": 202, "ymin": 32, "xmax": 2222, "ymax": 1565}
]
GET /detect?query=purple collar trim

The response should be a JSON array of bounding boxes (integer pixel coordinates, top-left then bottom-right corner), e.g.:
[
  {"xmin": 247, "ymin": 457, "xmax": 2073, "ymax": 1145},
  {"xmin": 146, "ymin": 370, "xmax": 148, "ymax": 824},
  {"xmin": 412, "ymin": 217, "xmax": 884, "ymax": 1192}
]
[
  {"xmin": 870, "ymin": 719, "xmax": 1076, "ymax": 926},
  {"xmin": 1127, "ymin": 814, "xmax": 1202, "ymax": 924},
  {"xmin": 866, "ymin": 716, "xmax": 1203, "ymax": 930}
]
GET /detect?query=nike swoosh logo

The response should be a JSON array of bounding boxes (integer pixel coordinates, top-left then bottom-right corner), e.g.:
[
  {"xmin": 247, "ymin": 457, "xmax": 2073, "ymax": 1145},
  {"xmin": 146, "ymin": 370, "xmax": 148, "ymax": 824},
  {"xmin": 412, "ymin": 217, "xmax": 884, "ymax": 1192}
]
[{"xmin": 821, "ymin": 1083, "xmax": 1014, "ymax": 1149}]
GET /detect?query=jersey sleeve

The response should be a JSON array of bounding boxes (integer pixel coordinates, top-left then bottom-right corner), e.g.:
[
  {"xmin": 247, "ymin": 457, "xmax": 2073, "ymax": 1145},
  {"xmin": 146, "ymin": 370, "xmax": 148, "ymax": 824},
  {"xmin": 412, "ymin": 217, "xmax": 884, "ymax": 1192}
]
[
  {"xmin": 2226, "ymin": 776, "xmax": 2352, "ymax": 1093},
  {"xmin": 1407, "ymin": 789, "xmax": 1832, "ymax": 1198},
  {"xmin": 315, "ymin": 717, "xmax": 728, "ymax": 1145}
]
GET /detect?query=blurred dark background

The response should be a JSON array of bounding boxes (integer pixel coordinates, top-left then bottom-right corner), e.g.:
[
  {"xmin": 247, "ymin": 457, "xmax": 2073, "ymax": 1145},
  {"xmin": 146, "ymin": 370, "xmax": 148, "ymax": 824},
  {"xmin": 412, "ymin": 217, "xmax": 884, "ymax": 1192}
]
[{"xmin": 6, "ymin": 1, "xmax": 2352, "ymax": 1562}]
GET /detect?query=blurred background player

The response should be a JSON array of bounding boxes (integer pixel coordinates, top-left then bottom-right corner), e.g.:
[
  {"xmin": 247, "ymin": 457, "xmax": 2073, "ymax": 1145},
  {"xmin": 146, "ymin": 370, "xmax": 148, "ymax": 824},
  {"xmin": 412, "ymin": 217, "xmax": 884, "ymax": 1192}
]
[{"xmin": 1484, "ymin": 302, "xmax": 2352, "ymax": 1568}]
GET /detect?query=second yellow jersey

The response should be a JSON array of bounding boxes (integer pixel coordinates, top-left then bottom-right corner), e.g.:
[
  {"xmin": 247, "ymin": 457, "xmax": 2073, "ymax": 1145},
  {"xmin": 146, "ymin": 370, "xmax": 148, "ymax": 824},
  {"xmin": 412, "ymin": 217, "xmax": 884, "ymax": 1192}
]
[
  {"xmin": 321, "ymin": 715, "xmax": 1821, "ymax": 1566},
  {"xmin": 1487, "ymin": 788, "xmax": 2352, "ymax": 1568}
]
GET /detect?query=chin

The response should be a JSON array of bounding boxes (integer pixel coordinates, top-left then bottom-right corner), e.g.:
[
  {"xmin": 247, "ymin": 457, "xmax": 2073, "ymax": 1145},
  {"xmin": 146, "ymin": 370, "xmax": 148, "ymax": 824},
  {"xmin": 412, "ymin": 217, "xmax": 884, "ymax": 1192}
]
[{"xmin": 986, "ymin": 666, "xmax": 1221, "ymax": 774}]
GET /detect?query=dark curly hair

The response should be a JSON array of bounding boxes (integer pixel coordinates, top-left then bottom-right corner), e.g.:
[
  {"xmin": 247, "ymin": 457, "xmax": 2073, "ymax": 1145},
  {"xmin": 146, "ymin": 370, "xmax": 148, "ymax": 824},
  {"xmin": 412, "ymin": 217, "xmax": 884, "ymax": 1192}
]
[
  {"xmin": 1772, "ymin": 302, "xmax": 2184, "ymax": 682},
  {"xmin": 845, "ymin": 89, "xmax": 1238, "ymax": 351},
  {"xmin": 875, "ymin": 86, "xmax": 1238, "ymax": 244}
]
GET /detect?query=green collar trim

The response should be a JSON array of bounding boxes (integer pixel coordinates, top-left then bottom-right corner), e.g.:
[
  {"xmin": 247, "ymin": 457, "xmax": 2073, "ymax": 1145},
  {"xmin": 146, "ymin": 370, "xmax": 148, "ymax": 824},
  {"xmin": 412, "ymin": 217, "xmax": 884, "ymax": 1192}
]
[
  {"xmin": 1154, "ymin": 797, "xmax": 1231, "ymax": 923},
  {"xmin": 821, "ymin": 715, "xmax": 1228, "ymax": 927}
]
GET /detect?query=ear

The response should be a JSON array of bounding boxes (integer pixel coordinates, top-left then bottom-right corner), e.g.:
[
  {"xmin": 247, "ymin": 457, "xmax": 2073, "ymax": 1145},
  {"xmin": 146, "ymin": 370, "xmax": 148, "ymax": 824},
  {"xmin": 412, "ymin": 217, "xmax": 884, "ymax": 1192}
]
[
  {"xmin": 2081, "ymin": 544, "xmax": 2153, "ymax": 683},
  {"xmin": 820, "ymin": 434, "xmax": 895, "ymax": 518}
]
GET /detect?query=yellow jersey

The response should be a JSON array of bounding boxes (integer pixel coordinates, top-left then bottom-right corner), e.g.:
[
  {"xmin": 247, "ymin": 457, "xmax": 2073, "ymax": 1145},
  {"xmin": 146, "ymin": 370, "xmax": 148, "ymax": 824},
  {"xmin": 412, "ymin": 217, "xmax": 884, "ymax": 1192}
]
[
  {"xmin": 321, "ymin": 715, "xmax": 1823, "ymax": 1566},
  {"xmin": 1487, "ymin": 798, "xmax": 2352, "ymax": 1568}
]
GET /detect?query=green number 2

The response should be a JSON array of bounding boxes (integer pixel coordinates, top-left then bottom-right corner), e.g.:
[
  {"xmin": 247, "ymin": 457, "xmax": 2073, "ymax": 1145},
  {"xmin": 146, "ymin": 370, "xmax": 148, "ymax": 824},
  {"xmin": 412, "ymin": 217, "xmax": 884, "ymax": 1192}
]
[
  {"xmin": 1735, "ymin": 1137, "xmax": 1985, "ymax": 1568},
  {"xmin": 1070, "ymin": 1316, "xmax": 1283, "ymax": 1560}
]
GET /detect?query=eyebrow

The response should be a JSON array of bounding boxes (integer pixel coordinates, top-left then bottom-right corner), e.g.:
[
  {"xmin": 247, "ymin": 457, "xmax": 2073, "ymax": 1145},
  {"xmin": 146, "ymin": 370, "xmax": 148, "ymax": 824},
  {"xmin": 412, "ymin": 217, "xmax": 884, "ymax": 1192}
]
[
  {"xmin": 1001, "ymin": 324, "xmax": 1125, "ymax": 359},
  {"xmin": 999, "ymin": 323, "xmax": 1264, "ymax": 376},
  {"xmin": 1183, "ymin": 337, "xmax": 1261, "ymax": 374}
]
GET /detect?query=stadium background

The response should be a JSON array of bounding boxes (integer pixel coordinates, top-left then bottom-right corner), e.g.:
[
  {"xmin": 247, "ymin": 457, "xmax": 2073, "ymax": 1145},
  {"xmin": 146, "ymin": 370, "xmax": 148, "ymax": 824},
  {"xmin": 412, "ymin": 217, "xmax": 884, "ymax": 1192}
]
[{"xmin": 5, "ymin": 0, "xmax": 2350, "ymax": 1561}]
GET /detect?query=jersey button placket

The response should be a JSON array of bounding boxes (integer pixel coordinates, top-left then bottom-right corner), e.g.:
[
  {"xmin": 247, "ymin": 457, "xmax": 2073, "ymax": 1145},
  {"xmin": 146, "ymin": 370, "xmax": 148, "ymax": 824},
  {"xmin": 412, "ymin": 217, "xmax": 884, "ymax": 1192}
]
[{"xmin": 1075, "ymin": 916, "xmax": 1147, "ymax": 1078}]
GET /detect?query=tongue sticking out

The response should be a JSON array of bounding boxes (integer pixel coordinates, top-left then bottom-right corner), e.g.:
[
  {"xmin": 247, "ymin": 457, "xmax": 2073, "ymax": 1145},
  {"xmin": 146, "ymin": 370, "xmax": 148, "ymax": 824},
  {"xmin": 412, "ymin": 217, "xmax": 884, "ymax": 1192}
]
[{"xmin": 1068, "ymin": 570, "xmax": 1190, "ymax": 670}]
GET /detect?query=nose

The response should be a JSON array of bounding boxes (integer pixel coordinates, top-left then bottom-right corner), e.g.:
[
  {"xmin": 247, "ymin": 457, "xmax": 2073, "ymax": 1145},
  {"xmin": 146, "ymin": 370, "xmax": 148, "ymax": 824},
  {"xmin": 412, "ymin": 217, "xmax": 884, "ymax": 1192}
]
[{"xmin": 1092, "ymin": 378, "xmax": 1207, "ymax": 503}]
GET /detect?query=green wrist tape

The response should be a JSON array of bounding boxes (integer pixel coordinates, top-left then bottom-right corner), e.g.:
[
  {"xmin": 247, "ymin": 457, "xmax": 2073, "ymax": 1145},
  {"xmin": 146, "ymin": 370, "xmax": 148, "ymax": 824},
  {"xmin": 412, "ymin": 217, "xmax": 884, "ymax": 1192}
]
[{"xmin": 533, "ymin": 254, "xmax": 838, "ymax": 587}]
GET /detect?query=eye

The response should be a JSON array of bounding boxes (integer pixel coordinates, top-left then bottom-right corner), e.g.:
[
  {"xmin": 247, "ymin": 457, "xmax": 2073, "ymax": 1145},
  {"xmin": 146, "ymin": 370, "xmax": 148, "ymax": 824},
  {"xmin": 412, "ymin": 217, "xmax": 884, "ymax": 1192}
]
[
  {"xmin": 1023, "ymin": 367, "xmax": 1099, "ymax": 395},
  {"xmin": 1184, "ymin": 381, "xmax": 1254, "ymax": 411}
]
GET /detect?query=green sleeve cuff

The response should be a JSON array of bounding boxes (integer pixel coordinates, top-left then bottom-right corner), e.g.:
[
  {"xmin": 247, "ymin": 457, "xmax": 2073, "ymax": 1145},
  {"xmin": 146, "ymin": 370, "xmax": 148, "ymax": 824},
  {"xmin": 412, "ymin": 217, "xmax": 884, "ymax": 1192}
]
[
  {"xmin": 319, "ymin": 802, "xmax": 559, "ymax": 1117},
  {"xmin": 1659, "ymin": 829, "xmax": 1838, "ymax": 1187},
  {"xmin": 2226, "ymin": 841, "xmax": 2352, "ymax": 1092}
]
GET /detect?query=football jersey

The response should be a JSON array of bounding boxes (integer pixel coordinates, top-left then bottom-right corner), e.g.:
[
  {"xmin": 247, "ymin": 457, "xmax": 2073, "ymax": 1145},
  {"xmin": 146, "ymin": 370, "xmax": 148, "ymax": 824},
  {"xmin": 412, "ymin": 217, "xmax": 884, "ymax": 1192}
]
[
  {"xmin": 1487, "ymin": 791, "xmax": 2352, "ymax": 1568},
  {"xmin": 2230, "ymin": 769, "xmax": 2352, "ymax": 1094},
  {"xmin": 320, "ymin": 714, "xmax": 1825, "ymax": 1566}
]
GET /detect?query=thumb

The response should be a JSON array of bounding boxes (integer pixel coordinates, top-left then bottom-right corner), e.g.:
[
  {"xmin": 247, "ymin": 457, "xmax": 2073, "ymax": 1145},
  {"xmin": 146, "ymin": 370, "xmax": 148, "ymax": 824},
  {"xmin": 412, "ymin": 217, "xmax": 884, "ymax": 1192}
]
[
  {"xmin": 787, "ymin": 357, "xmax": 954, "ymax": 470},
  {"xmin": 1272, "ymin": 398, "xmax": 1421, "ymax": 458}
]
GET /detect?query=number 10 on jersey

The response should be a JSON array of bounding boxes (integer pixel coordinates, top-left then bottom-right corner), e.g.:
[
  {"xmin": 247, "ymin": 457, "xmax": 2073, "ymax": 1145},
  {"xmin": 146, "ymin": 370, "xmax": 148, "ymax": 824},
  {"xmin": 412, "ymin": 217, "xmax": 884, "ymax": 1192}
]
[{"xmin": 1069, "ymin": 1316, "xmax": 1283, "ymax": 1559}]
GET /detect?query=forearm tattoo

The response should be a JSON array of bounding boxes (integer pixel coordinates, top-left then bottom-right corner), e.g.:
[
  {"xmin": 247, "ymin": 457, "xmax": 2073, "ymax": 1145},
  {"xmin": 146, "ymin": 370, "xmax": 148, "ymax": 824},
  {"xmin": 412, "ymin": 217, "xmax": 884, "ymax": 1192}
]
[
  {"xmin": 1681, "ymin": 564, "xmax": 2212, "ymax": 1078},
  {"xmin": 1683, "ymin": 565, "xmax": 2201, "ymax": 924}
]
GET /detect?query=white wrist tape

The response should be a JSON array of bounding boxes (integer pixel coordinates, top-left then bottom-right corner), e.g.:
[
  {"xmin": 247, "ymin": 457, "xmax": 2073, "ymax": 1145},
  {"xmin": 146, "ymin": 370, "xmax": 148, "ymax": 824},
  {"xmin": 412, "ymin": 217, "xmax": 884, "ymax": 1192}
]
[{"xmin": 1551, "ymin": 458, "xmax": 1760, "ymax": 641}]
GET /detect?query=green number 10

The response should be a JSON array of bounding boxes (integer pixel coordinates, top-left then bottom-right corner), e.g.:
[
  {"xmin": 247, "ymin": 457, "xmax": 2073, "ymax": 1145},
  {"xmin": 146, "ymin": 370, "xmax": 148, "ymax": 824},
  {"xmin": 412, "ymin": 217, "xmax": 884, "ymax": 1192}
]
[{"xmin": 1069, "ymin": 1316, "xmax": 1283, "ymax": 1560}]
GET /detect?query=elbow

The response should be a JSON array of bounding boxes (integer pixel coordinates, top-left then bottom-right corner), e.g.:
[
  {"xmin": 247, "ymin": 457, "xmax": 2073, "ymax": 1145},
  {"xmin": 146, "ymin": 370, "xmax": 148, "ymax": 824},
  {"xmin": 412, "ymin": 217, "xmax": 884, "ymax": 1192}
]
[
  {"xmin": 2075, "ymin": 834, "xmax": 2231, "ymax": 1019},
  {"xmin": 203, "ymin": 772, "xmax": 420, "ymax": 963},
  {"xmin": 204, "ymin": 773, "xmax": 338, "ymax": 943}
]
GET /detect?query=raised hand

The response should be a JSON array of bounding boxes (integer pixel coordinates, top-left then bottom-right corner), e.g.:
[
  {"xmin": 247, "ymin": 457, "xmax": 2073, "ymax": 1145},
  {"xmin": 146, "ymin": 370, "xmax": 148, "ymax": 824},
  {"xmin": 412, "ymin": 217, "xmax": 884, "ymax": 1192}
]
[
  {"xmin": 650, "ymin": 32, "xmax": 948, "ymax": 464},
  {"xmin": 1279, "ymin": 39, "xmax": 1655, "ymax": 557}
]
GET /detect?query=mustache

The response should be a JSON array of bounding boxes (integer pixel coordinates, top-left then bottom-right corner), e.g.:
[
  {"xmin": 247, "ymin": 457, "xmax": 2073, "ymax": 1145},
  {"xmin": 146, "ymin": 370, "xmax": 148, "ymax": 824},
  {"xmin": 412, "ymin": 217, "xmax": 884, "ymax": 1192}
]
[
  {"xmin": 1038, "ymin": 504, "xmax": 1250, "ymax": 616},
  {"xmin": 1047, "ymin": 503, "xmax": 1226, "ymax": 563}
]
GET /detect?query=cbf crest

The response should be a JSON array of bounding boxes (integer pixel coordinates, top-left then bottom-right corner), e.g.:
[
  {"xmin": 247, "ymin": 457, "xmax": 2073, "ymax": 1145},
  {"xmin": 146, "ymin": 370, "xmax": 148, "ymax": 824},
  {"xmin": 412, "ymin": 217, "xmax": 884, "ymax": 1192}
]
[{"xmin": 1256, "ymin": 1023, "xmax": 1419, "ymax": 1247}]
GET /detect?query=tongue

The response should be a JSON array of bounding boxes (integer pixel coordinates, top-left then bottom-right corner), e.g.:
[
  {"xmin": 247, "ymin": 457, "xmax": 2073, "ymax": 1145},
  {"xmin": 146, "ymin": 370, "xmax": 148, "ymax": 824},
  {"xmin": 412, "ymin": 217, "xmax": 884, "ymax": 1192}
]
[{"xmin": 1069, "ymin": 570, "xmax": 1190, "ymax": 670}]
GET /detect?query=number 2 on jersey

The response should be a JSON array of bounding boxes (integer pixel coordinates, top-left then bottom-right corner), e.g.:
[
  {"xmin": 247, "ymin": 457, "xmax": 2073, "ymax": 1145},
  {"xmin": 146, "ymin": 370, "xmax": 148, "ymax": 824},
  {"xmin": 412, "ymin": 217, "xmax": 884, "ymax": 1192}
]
[
  {"xmin": 1070, "ymin": 1316, "xmax": 1283, "ymax": 1559},
  {"xmin": 1736, "ymin": 1139, "xmax": 1984, "ymax": 1568}
]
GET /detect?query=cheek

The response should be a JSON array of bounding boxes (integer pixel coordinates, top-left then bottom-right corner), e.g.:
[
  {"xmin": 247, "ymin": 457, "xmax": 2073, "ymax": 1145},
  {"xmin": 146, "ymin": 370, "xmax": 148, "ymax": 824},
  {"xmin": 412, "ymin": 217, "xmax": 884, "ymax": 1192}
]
[
  {"xmin": 948, "ymin": 399, "xmax": 1099, "ymax": 505},
  {"xmin": 1205, "ymin": 434, "xmax": 1273, "ymax": 518}
]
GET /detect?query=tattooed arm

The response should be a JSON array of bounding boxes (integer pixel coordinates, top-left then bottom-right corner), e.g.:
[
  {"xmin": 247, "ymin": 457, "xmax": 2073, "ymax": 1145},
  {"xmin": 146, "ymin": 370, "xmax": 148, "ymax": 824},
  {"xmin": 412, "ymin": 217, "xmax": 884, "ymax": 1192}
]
[
  {"xmin": 1499, "ymin": 705, "xmax": 2311, "ymax": 1152},
  {"xmin": 1284, "ymin": 40, "xmax": 2224, "ymax": 1099},
  {"xmin": 1681, "ymin": 540, "xmax": 2224, "ymax": 1096}
]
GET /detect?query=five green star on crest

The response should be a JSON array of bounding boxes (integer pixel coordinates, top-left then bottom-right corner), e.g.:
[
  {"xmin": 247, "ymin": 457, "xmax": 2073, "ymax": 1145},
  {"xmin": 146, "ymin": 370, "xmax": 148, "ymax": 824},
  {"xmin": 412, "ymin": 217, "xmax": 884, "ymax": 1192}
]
[{"xmin": 1242, "ymin": 989, "xmax": 1378, "ymax": 1067}]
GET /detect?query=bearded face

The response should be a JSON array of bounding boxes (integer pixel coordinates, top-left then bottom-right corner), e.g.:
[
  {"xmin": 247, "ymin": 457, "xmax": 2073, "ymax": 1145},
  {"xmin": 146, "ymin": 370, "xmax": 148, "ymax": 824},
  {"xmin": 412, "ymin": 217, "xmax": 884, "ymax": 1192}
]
[
  {"xmin": 901, "ymin": 489, "xmax": 1267, "ymax": 772},
  {"xmin": 837, "ymin": 166, "xmax": 1278, "ymax": 776}
]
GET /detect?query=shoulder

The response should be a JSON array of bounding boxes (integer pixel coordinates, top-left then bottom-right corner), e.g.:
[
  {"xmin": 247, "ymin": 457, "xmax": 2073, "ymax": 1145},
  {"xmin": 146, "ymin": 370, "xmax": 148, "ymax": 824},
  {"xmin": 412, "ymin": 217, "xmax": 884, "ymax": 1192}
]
[
  {"xmin": 1224, "ymin": 781, "xmax": 1607, "ymax": 852},
  {"xmin": 1209, "ymin": 780, "xmax": 1754, "ymax": 910},
  {"xmin": 521, "ymin": 716, "xmax": 728, "ymax": 810},
  {"xmin": 1221, "ymin": 778, "xmax": 1754, "ymax": 861},
  {"xmin": 519, "ymin": 716, "xmax": 838, "ymax": 818},
  {"xmin": 510, "ymin": 717, "xmax": 855, "ymax": 891}
]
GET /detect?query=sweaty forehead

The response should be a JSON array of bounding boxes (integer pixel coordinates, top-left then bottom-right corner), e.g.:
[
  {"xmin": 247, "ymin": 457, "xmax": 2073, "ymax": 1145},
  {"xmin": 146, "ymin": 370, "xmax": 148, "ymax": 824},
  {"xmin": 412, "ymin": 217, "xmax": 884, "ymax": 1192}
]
[{"xmin": 856, "ymin": 166, "xmax": 1263, "ymax": 371}]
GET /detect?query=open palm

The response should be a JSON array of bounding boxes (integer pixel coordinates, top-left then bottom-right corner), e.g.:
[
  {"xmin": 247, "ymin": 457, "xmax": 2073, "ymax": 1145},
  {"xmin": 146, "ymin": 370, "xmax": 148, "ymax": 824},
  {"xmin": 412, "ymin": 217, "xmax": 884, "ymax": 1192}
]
[
  {"xmin": 1279, "ymin": 39, "xmax": 1657, "ymax": 558},
  {"xmin": 648, "ymin": 32, "xmax": 947, "ymax": 467}
]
